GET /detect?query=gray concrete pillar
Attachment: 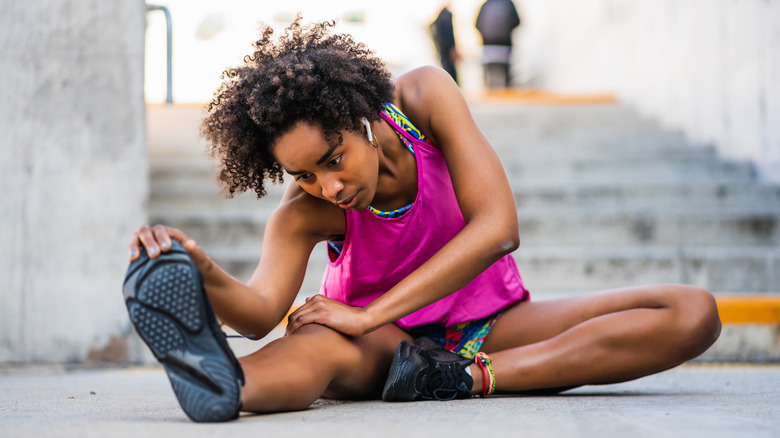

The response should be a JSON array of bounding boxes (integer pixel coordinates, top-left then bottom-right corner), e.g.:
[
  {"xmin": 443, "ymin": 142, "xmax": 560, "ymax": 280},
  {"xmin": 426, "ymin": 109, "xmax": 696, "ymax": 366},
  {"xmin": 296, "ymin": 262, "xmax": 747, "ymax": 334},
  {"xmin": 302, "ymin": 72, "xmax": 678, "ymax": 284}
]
[{"xmin": 0, "ymin": 1, "xmax": 147, "ymax": 363}]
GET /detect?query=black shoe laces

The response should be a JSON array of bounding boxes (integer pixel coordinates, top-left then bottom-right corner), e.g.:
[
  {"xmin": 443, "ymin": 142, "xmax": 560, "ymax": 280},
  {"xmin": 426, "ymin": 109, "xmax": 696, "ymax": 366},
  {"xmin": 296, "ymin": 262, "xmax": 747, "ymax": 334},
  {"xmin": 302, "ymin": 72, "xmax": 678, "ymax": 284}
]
[{"xmin": 427, "ymin": 362, "xmax": 470, "ymax": 401}]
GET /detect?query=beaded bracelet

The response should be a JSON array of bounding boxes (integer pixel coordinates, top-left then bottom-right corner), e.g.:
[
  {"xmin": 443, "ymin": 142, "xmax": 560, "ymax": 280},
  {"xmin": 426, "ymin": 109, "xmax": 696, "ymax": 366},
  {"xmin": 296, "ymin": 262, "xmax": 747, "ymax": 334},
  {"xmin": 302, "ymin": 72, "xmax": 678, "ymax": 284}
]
[{"xmin": 474, "ymin": 352, "xmax": 495, "ymax": 397}]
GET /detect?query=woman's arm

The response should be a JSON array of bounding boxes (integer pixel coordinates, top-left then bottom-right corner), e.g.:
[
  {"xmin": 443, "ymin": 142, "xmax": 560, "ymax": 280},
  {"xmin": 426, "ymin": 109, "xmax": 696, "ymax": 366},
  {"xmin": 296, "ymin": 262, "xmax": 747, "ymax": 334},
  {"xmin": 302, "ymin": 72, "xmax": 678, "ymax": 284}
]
[
  {"xmin": 131, "ymin": 186, "xmax": 342, "ymax": 339},
  {"xmin": 238, "ymin": 188, "xmax": 344, "ymax": 336},
  {"xmin": 287, "ymin": 66, "xmax": 519, "ymax": 335}
]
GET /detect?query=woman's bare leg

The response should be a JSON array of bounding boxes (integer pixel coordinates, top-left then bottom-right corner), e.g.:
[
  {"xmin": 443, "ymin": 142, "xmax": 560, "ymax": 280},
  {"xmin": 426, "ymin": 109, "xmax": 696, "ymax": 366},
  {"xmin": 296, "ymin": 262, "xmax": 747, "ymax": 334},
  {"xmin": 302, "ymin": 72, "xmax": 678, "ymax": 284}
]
[
  {"xmin": 239, "ymin": 323, "xmax": 411, "ymax": 413},
  {"xmin": 474, "ymin": 284, "xmax": 721, "ymax": 393}
]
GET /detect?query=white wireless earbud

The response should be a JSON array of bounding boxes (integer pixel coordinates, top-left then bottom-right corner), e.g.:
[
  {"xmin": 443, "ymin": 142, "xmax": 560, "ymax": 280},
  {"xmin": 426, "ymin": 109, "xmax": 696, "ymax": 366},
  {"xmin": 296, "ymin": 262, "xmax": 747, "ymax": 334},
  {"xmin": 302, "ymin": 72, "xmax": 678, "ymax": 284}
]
[{"xmin": 360, "ymin": 117, "xmax": 373, "ymax": 142}]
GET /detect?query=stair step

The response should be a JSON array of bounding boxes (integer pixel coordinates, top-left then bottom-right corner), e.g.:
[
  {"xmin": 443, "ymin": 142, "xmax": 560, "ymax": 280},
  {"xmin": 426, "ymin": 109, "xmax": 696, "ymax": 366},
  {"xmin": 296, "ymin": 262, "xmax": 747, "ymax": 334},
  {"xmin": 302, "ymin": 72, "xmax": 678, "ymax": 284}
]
[
  {"xmin": 503, "ymin": 158, "xmax": 756, "ymax": 183},
  {"xmin": 517, "ymin": 210, "xmax": 780, "ymax": 246},
  {"xmin": 514, "ymin": 246, "xmax": 780, "ymax": 293},
  {"xmin": 512, "ymin": 181, "xmax": 780, "ymax": 210},
  {"xmin": 470, "ymin": 103, "xmax": 659, "ymax": 127},
  {"xmin": 508, "ymin": 139, "xmax": 718, "ymax": 163},
  {"xmin": 206, "ymin": 243, "xmax": 329, "ymax": 293}
]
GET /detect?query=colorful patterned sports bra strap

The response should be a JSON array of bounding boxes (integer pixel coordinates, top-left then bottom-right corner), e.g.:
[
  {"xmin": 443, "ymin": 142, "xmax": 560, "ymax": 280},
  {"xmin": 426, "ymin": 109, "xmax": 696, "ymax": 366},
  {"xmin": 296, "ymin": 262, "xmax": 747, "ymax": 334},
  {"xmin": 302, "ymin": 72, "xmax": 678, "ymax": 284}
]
[{"xmin": 382, "ymin": 103, "xmax": 428, "ymax": 142}]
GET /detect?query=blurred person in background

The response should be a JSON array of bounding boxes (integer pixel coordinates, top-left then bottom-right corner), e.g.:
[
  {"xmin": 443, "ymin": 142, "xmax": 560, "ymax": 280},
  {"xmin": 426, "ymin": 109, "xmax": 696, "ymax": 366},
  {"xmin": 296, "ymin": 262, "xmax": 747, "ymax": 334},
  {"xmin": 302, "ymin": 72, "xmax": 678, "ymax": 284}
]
[
  {"xmin": 475, "ymin": 0, "xmax": 521, "ymax": 89},
  {"xmin": 430, "ymin": 3, "xmax": 460, "ymax": 84}
]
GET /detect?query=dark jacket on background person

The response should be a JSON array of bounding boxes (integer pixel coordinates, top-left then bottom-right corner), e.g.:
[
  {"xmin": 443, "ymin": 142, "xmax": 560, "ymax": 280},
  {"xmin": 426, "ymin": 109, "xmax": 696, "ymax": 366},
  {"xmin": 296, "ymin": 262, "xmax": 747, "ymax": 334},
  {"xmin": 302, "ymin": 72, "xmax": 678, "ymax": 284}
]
[
  {"xmin": 430, "ymin": 7, "xmax": 459, "ymax": 83},
  {"xmin": 431, "ymin": 7, "xmax": 456, "ymax": 56},
  {"xmin": 475, "ymin": 0, "xmax": 520, "ymax": 47}
]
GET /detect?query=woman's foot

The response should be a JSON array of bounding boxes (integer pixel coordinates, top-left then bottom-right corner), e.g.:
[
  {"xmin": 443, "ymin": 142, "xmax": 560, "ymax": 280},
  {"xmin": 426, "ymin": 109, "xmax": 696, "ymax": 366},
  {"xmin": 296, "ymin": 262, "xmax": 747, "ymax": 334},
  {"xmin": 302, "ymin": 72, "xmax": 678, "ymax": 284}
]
[
  {"xmin": 123, "ymin": 241, "xmax": 244, "ymax": 422},
  {"xmin": 382, "ymin": 339, "xmax": 473, "ymax": 401}
]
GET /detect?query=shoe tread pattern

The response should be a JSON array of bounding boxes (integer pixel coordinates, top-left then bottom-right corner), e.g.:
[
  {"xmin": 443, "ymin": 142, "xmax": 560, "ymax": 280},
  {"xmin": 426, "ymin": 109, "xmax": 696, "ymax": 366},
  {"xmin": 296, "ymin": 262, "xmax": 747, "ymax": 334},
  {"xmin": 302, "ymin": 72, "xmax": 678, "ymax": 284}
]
[
  {"xmin": 123, "ymin": 245, "xmax": 242, "ymax": 422},
  {"xmin": 128, "ymin": 301, "xmax": 184, "ymax": 357},
  {"xmin": 139, "ymin": 263, "xmax": 202, "ymax": 330},
  {"xmin": 133, "ymin": 263, "xmax": 203, "ymax": 358}
]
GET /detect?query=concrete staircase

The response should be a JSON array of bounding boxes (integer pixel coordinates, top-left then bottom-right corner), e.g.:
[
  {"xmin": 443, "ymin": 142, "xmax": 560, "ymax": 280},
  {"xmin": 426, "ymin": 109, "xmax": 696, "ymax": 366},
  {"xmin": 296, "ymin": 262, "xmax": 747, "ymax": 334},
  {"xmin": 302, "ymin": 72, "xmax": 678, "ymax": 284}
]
[
  {"xmin": 148, "ymin": 103, "xmax": 780, "ymax": 298},
  {"xmin": 475, "ymin": 103, "xmax": 780, "ymax": 296}
]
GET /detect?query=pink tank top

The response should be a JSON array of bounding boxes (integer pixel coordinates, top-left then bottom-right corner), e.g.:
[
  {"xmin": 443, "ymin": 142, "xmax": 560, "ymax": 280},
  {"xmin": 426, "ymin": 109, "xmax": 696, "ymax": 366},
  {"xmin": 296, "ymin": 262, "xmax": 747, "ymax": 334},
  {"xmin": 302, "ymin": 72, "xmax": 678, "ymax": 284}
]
[{"xmin": 321, "ymin": 111, "xmax": 529, "ymax": 329}]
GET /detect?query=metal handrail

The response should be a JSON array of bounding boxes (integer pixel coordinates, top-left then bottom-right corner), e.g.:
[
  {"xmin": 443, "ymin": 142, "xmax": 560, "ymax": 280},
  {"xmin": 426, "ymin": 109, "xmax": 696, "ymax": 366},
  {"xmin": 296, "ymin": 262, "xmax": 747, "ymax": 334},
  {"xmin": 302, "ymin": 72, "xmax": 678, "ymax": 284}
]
[{"xmin": 146, "ymin": 4, "xmax": 173, "ymax": 104}]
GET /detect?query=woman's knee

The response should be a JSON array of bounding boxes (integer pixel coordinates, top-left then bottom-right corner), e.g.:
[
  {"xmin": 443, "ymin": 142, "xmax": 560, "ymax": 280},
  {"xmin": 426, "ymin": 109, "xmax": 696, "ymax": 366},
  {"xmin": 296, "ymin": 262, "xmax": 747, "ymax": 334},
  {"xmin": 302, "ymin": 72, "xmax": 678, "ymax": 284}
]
[
  {"xmin": 290, "ymin": 323, "xmax": 365, "ymax": 364},
  {"xmin": 666, "ymin": 284, "xmax": 722, "ymax": 355}
]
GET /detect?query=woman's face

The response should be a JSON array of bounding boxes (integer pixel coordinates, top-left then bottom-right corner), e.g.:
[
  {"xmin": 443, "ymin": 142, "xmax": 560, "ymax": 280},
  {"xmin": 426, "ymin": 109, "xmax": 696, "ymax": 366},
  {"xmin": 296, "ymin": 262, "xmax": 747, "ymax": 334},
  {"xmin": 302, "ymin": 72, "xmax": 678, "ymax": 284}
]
[{"xmin": 273, "ymin": 122, "xmax": 379, "ymax": 210}]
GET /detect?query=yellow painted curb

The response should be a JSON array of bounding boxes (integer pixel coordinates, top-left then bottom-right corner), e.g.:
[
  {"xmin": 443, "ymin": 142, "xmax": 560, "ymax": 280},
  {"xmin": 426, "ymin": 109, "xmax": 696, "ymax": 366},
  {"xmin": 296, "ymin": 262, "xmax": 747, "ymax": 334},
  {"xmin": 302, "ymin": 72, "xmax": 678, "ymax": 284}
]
[
  {"xmin": 470, "ymin": 89, "xmax": 618, "ymax": 105},
  {"xmin": 281, "ymin": 306, "xmax": 297, "ymax": 325},
  {"xmin": 715, "ymin": 296, "xmax": 780, "ymax": 324}
]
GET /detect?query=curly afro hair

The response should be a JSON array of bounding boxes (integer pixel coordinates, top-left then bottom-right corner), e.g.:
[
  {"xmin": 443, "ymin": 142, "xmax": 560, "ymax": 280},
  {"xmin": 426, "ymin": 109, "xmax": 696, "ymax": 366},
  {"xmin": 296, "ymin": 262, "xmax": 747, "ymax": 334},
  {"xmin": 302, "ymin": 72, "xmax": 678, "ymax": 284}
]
[{"xmin": 201, "ymin": 17, "xmax": 395, "ymax": 198}]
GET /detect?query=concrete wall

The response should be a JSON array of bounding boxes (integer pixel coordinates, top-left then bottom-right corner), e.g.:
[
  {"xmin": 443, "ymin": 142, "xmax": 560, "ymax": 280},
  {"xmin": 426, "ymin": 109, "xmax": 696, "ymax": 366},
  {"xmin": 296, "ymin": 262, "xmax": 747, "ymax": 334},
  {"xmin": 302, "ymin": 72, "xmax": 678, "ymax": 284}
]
[
  {"xmin": 0, "ymin": 1, "xmax": 147, "ymax": 363},
  {"xmin": 517, "ymin": 0, "xmax": 780, "ymax": 180}
]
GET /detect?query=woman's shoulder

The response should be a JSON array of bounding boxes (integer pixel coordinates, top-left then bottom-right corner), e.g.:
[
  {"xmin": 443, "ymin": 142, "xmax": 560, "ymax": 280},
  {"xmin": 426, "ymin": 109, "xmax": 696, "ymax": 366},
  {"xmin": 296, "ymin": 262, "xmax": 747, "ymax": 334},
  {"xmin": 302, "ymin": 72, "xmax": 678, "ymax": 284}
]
[
  {"xmin": 393, "ymin": 66, "xmax": 457, "ymax": 147},
  {"xmin": 393, "ymin": 66, "xmax": 453, "ymax": 108},
  {"xmin": 394, "ymin": 65, "xmax": 452, "ymax": 87}
]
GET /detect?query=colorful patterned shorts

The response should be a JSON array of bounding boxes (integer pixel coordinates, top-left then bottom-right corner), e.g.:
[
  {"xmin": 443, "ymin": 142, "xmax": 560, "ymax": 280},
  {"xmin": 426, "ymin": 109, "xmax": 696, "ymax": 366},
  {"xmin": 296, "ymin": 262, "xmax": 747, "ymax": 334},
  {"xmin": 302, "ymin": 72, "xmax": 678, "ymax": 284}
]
[{"xmin": 406, "ymin": 313, "xmax": 500, "ymax": 359}]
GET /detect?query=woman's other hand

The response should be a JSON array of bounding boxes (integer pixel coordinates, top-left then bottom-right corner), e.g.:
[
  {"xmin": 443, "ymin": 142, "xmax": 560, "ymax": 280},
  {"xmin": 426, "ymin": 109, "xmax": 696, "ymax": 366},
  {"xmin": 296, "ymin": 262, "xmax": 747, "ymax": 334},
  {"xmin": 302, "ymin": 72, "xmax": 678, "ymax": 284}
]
[{"xmin": 285, "ymin": 294, "xmax": 373, "ymax": 337}]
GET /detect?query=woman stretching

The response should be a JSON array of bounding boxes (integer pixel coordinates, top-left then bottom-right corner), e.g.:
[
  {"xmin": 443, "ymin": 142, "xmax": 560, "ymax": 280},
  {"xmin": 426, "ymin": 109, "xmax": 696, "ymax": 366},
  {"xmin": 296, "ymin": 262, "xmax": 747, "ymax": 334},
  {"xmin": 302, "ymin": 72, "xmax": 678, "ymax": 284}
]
[{"xmin": 123, "ymin": 19, "xmax": 721, "ymax": 422}]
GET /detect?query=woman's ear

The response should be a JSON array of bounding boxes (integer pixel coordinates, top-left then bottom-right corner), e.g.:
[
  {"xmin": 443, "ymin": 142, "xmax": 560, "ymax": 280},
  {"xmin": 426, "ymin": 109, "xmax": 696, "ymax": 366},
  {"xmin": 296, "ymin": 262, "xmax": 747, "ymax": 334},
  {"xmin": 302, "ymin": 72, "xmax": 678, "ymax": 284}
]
[{"xmin": 359, "ymin": 117, "xmax": 373, "ymax": 142}]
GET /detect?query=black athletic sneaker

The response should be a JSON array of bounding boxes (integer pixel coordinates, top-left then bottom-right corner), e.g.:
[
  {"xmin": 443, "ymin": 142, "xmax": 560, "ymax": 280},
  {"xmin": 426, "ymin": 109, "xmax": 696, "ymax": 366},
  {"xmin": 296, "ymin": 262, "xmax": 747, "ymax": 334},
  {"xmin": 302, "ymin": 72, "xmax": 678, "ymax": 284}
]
[
  {"xmin": 412, "ymin": 337, "xmax": 466, "ymax": 363},
  {"xmin": 123, "ymin": 241, "xmax": 244, "ymax": 422},
  {"xmin": 382, "ymin": 339, "xmax": 474, "ymax": 402}
]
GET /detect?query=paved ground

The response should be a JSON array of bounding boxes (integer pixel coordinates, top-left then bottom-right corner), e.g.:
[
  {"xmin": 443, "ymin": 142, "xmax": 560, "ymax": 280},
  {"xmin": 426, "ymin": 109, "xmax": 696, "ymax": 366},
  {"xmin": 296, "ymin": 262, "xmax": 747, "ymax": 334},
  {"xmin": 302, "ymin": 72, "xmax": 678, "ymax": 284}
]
[{"xmin": 1, "ymin": 363, "xmax": 779, "ymax": 438}]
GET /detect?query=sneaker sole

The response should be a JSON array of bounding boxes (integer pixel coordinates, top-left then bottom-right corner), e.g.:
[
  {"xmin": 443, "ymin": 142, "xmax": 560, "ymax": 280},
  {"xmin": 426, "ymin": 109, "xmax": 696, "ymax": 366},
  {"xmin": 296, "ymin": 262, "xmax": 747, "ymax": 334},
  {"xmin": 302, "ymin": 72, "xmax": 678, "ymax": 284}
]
[{"xmin": 123, "ymin": 243, "xmax": 243, "ymax": 422}]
